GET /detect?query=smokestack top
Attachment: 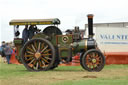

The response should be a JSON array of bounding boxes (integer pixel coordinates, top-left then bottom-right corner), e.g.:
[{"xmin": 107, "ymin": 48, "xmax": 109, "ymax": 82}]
[
  {"xmin": 87, "ymin": 14, "xmax": 94, "ymax": 38},
  {"xmin": 87, "ymin": 14, "xmax": 94, "ymax": 18}
]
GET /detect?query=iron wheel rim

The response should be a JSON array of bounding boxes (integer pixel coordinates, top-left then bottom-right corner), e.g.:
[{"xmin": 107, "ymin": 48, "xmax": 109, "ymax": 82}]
[
  {"xmin": 21, "ymin": 38, "xmax": 55, "ymax": 71},
  {"xmin": 82, "ymin": 49, "xmax": 105, "ymax": 72}
]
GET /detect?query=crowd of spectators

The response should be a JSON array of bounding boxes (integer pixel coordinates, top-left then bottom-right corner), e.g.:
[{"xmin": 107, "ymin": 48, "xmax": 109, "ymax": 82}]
[{"xmin": 0, "ymin": 41, "xmax": 16, "ymax": 64}]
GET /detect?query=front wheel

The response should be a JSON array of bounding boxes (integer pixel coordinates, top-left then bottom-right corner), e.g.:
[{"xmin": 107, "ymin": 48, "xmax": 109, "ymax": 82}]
[
  {"xmin": 81, "ymin": 49, "xmax": 105, "ymax": 72},
  {"xmin": 21, "ymin": 38, "xmax": 56, "ymax": 71}
]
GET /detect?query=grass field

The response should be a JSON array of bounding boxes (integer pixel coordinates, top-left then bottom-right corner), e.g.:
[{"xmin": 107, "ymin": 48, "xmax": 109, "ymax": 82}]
[{"xmin": 0, "ymin": 63, "xmax": 128, "ymax": 85}]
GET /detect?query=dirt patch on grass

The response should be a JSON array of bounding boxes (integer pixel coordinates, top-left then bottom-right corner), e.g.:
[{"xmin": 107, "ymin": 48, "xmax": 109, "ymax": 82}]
[{"xmin": 82, "ymin": 75, "xmax": 97, "ymax": 78}]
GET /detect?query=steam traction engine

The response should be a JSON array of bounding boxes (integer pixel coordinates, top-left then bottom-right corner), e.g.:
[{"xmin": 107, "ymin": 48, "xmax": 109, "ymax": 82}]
[{"xmin": 10, "ymin": 14, "xmax": 105, "ymax": 72}]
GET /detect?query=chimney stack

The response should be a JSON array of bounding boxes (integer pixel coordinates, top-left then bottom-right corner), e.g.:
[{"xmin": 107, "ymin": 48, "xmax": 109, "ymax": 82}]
[{"xmin": 87, "ymin": 14, "xmax": 94, "ymax": 38}]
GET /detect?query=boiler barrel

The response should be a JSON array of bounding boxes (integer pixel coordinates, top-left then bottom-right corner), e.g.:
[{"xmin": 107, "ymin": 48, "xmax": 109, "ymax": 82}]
[{"xmin": 73, "ymin": 39, "xmax": 96, "ymax": 52}]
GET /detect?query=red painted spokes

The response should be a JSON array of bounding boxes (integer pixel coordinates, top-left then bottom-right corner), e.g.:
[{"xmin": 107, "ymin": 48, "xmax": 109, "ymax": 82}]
[{"xmin": 85, "ymin": 52, "xmax": 102, "ymax": 70}]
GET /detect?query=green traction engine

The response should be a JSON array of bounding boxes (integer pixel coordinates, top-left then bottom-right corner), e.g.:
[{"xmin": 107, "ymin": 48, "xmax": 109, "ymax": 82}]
[{"xmin": 9, "ymin": 14, "xmax": 105, "ymax": 72}]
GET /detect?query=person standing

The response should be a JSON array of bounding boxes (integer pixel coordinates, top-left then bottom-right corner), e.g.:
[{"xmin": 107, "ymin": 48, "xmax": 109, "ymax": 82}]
[
  {"xmin": 22, "ymin": 25, "xmax": 29, "ymax": 45},
  {"xmin": 1, "ymin": 41, "xmax": 7, "ymax": 63},
  {"xmin": 1, "ymin": 41, "xmax": 6, "ymax": 57},
  {"xmin": 4, "ymin": 43, "xmax": 12, "ymax": 64},
  {"xmin": 28, "ymin": 25, "xmax": 36, "ymax": 39},
  {"xmin": 0, "ymin": 46, "xmax": 2, "ymax": 55}
]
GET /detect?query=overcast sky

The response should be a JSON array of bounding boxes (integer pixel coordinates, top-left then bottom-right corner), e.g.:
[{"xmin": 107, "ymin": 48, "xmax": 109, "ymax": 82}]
[{"xmin": 0, "ymin": 0, "xmax": 128, "ymax": 45}]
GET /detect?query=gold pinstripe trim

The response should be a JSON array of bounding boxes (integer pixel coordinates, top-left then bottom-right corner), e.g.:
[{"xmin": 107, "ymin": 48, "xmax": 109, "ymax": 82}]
[{"xmin": 85, "ymin": 39, "xmax": 87, "ymax": 51}]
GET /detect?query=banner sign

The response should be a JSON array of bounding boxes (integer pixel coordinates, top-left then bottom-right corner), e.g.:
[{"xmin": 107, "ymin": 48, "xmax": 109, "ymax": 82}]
[{"xmin": 96, "ymin": 27, "xmax": 128, "ymax": 52}]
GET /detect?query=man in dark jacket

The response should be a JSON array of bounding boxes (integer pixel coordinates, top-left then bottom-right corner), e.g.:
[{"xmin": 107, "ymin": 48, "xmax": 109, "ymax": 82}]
[
  {"xmin": 1, "ymin": 41, "xmax": 6, "ymax": 57},
  {"xmin": 28, "ymin": 25, "xmax": 38, "ymax": 39},
  {"xmin": 22, "ymin": 25, "xmax": 29, "ymax": 45}
]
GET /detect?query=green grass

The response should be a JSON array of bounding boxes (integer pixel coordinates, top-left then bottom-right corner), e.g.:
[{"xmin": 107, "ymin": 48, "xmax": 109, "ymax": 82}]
[
  {"xmin": 0, "ymin": 63, "xmax": 128, "ymax": 85},
  {"xmin": 51, "ymin": 78, "xmax": 128, "ymax": 85},
  {"xmin": 0, "ymin": 63, "xmax": 29, "ymax": 79},
  {"xmin": 104, "ymin": 64, "xmax": 128, "ymax": 69}
]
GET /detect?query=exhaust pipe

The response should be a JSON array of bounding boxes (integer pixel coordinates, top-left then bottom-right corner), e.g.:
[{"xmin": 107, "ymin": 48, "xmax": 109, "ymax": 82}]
[{"xmin": 87, "ymin": 14, "xmax": 94, "ymax": 38}]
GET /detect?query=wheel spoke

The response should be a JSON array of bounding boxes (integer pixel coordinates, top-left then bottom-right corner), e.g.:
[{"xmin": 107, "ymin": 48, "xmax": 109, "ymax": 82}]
[
  {"xmin": 41, "ymin": 61, "xmax": 46, "ymax": 68},
  {"xmin": 99, "ymin": 56, "xmax": 102, "ymax": 64},
  {"xmin": 33, "ymin": 60, "xmax": 37, "ymax": 66},
  {"xmin": 28, "ymin": 58, "xmax": 35, "ymax": 65},
  {"xmin": 92, "ymin": 53, "xmax": 95, "ymax": 58},
  {"xmin": 92, "ymin": 62, "xmax": 96, "ymax": 67},
  {"xmin": 26, "ymin": 51, "xmax": 34, "ymax": 55},
  {"xmin": 25, "ymin": 54, "xmax": 34, "ymax": 57},
  {"xmin": 89, "ymin": 63, "xmax": 92, "ymax": 69},
  {"xmin": 43, "ymin": 49, "xmax": 51, "ymax": 53},
  {"xmin": 38, "ymin": 42, "xmax": 41, "ymax": 51},
  {"xmin": 96, "ymin": 61, "xmax": 100, "ymax": 65},
  {"xmin": 36, "ymin": 62, "xmax": 39, "ymax": 70},
  {"xmin": 27, "ymin": 46, "xmax": 35, "ymax": 53},
  {"xmin": 95, "ymin": 54, "xmax": 99, "ymax": 58},
  {"xmin": 45, "ymin": 57, "xmax": 52, "ymax": 60},
  {"xmin": 34, "ymin": 41, "xmax": 37, "ymax": 50},
  {"xmin": 28, "ymin": 64, "xmax": 34, "ymax": 68},
  {"xmin": 41, "ymin": 43, "xmax": 44, "ymax": 50},
  {"xmin": 39, "ymin": 60, "xmax": 42, "ymax": 68},
  {"xmin": 96, "ymin": 57, "xmax": 100, "ymax": 61},
  {"xmin": 41, "ymin": 53, "xmax": 52, "ymax": 56},
  {"xmin": 93, "ymin": 64, "xmax": 97, "ymax": 68},
  {"xmin": 86, "ymin": 60, "xmax": 90, "ymax": 65},
  {"xmin": 31, "ymin": 44, "xmax": 36, "ymax": 52},
  {"xmin": 41, "ymin": 45, "xmax": 48, "ymax": 53},
  {"xmin": 41, "ymin": 57, "xmax": 49, "ymax": 63},
  {"xmin": 86, "ymin": 55, "xmax": 91, "ymax": 60},
  {"xmin": 26, "ymin": 57, "xmax": 34, "ymax": 61}
]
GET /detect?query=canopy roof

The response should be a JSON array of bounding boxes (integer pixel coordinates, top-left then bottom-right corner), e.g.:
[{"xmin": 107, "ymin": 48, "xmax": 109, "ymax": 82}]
[{"xmin": 9, "ymin": 18, "xmax": 60, "ymax": 25}]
